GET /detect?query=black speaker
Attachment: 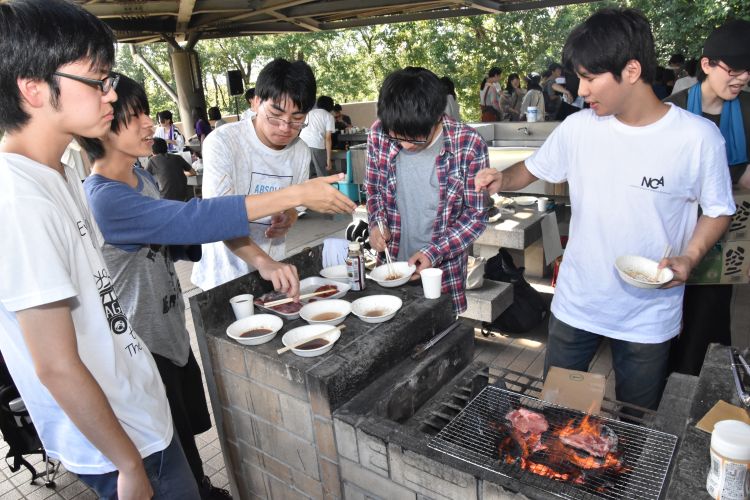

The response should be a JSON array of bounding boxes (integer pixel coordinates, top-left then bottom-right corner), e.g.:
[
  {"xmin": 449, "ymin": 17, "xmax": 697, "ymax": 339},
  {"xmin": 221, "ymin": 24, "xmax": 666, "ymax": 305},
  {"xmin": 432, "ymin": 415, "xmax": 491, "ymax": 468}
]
[{"xmin": 227, "ymin": 70, "xmax": 244, "ymax": 96}]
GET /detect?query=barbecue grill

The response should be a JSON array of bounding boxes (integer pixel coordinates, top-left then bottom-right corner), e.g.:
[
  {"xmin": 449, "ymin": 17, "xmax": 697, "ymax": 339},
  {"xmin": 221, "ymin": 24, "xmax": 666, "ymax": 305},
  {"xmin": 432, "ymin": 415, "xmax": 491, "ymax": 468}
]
[{"xmin": 428, "ymin": 385, "xmax": 677, "ymax": 500}]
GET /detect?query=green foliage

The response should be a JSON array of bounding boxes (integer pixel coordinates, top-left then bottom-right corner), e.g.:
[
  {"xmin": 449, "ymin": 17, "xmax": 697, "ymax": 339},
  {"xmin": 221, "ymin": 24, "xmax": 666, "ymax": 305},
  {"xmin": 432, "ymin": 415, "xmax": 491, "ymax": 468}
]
[{"xmin": 116, "ymin": 0, "xmax": 750, "ymax": 123}]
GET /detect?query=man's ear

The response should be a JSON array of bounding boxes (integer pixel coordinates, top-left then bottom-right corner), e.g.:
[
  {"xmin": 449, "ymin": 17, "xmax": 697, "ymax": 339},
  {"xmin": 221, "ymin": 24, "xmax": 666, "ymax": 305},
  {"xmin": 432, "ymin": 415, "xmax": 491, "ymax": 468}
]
[
  {"xmin": 17, "ymin": 78, "xmax": 47, "ymax": 108},
  {"xmin": 622, "ymin": 59, "xmax": 643, "ymax": 84}
]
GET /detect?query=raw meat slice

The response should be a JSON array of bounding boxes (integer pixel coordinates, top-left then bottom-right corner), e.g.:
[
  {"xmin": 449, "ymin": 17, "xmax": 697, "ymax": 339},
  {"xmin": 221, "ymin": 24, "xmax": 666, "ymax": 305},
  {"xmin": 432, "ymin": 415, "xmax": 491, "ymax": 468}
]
[
  {"xmin": 559, "ymin": 424, "xmax": 618, "ymax": 458},
  {"xmin": 505, "ymin": 408, "xmax": 549, "ymax": 435}
]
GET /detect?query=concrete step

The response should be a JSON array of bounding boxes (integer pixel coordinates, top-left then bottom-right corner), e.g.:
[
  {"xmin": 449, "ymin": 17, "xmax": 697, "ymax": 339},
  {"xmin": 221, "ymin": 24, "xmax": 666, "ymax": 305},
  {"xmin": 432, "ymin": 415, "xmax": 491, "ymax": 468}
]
[{"xmin": 459, "ymin": 279, "xmax": 513, "ymax": 323}]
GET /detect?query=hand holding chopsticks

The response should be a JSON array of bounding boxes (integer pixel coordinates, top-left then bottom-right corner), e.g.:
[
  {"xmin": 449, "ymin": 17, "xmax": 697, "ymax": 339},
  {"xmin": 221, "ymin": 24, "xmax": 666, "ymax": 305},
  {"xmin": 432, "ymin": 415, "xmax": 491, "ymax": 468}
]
[
  {"xmin": 376, "ymin": 220, "xmax": 396, "ymax": 277},
  {"xmin": 277, "ymin": 326, "xmax": 345, "ymax": 354},
  {"xmin": 263, "ymin": 289, "xmax": 334, "ymax": 308}
]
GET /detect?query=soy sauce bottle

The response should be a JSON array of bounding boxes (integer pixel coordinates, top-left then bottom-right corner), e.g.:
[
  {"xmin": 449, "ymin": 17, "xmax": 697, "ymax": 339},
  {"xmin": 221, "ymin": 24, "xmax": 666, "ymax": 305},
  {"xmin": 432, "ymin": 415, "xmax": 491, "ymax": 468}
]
[{"xmin": 346, "ymin": 242, "xmax": 366, "ymax": 291}]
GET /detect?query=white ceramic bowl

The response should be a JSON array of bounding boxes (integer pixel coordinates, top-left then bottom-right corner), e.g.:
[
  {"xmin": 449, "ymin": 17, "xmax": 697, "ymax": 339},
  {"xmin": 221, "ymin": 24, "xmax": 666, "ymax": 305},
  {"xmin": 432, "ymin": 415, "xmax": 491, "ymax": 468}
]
[
  {"xmin": 512, "ymin": 196, "xmax": 537, "ymax": 206},
  {"xmin": 281, "ymin": 324, "xmax": 342, "ymax": 357},
  {"xmin": 351, "ymin": 295, "xmax": 403, "ymax": 323},
  {"xmin": 615, "ymin": 255, "xmax": 674, "ymax": 289},
  {"xmin": 368, "ymin": 261, "xmax": 416, "ymax": 288},
  {"xmin": 299, "ymin": 299, "xmax": 351, "ymax": 326},
  {"xmin": 320, "ymin": 264, "xmax": 349, "ymax": 284},
  {"xmin": 226, "ymin": 314, "xmax": 283, "ymax": 345}
]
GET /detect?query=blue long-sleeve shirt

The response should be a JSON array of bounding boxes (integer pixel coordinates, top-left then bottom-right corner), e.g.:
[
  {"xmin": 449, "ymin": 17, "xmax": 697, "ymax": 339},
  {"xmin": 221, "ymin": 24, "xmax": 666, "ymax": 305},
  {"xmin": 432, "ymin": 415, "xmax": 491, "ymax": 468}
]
[{"xmin": 84, "ymin": 168, "xmax": 249, "ymax": 252}]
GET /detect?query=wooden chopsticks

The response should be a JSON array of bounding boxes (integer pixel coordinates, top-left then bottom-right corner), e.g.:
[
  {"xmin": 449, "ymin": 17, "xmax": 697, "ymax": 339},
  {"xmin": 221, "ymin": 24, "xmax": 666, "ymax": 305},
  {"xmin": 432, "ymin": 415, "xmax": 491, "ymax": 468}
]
[
  {"xmin": 277, "ymin": 325, "xmax": 346, "ymax": 354},
  {"xmin": 377, "ymin": 220, "xmax": 397, "ymax": 278},
  {"xmin": 263, "ymin": 289, "xmax": 334, "ymax": 308}
]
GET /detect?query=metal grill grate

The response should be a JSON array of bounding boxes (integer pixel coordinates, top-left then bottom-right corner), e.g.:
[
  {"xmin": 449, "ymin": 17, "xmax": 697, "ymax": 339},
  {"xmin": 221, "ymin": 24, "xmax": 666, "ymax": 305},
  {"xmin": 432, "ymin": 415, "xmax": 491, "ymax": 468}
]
[{"xmin": 428, "ymin": 385, "xmax": 677, "ymax": 500}]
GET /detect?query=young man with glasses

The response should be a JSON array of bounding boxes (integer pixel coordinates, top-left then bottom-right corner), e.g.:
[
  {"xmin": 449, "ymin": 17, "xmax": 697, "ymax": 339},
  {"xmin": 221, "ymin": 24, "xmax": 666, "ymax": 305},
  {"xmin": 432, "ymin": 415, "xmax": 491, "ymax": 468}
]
[
  {"xmin": 192, "ymin": 58, "xmax": 322, "ymax": 290},
  {"xmin": 365, "ymin": 67, "xmax": 489, "ymax": 315},
  {"xmin": 665, "ymin": 19, "xmax": 750, "ymax": 376},
  {"xmin": 476, "ymin": 9, "xmax": 735, "ymax": 412},
  {"xmin": 0, "ymin": 1, "xmax": 197, "ymax": 498}
]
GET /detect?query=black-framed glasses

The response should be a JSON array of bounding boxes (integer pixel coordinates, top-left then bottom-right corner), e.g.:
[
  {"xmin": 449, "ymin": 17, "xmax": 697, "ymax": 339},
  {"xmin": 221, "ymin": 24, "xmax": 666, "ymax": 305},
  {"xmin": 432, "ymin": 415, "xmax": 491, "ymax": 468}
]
[
  {"xmin": 712, "ymin": 61, "xmax": 749, "ymax": 78},
  {"xmin": 385, "ymin": 134, "xmax": 432, "ymax": 146},
  {"xmin": 262, "ymin": 108, "xmax": 307, "ymax": 130},
  {"xmin": 53, "ymin": 71, "xmax": 120, "ymax": 94}
]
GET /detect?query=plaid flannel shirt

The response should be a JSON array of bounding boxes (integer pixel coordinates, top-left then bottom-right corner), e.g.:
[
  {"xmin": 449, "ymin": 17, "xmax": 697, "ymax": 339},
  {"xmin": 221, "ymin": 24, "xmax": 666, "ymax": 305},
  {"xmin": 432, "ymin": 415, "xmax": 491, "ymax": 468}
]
[{"xmin": 364, "ymin": 116, "xmax": 489, "ymax": 313}]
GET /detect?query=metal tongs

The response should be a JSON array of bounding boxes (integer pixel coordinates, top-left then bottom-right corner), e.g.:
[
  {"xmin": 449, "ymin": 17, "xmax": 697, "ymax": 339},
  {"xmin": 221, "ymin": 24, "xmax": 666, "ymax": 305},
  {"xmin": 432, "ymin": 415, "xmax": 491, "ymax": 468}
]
[
  {"xmin": 412, "ymin": 321, "xmax": 461, "ymax": 359},
  {"xmin": 729, "ymin": 348, "xmax": 750, "ymax": 408}
]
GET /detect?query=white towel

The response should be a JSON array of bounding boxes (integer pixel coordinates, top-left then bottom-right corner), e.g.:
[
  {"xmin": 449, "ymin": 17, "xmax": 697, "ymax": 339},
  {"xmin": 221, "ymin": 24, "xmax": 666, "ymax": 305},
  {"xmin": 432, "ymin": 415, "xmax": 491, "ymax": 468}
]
[{"xmin": 323, "ymin": 238, "xmax": 350, "ymax": 268}]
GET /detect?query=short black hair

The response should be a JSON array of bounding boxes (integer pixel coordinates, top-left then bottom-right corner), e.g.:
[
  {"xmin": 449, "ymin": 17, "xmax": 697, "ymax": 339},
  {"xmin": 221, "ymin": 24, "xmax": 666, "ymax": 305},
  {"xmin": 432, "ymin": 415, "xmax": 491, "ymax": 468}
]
[
  {"xmin": 255, "ymin": 59, "xmax": 316, "ymax": 113},
  {"xmin": 316, "ymin": 95, "xmax": 334, "ymax": 112},
  {"xmin": 244, "ymin": 87, "xmax": 255, "ymax": 102},
  {"xmin": 77, "ymin": 73, "xmax": 150, "ymax": 161},
  {"xmin": 208, "ymin": 106, "xmax": 222, "ymax": 121},
  {"xmin": 152, "ymin": 137, "xmax": 168, "ymax": 155},
  {"xmin": 488, "ymin": 66, "xmax": 502, "ymax": 77},
  {"xmin": 439, "ymin": 76, "xmax": 456, "ymax": 98},
  {"xmin": 548, "ymin": 63, "xmax": 563, "ymax": 72},
  {"xmin": 377, "ymin": 67, "xmax": 446, "ymax": 139},
  {"xmin": 0, "ymin": 0, "xmax": 116, "ymax": 133},
  {"xmin": 668, "ymin": 53, "xmax": 685, "ymax": 66},
  {"xmin": 526, "ymin": 74, "xmax": 542, "ymax": 91},
  {"xmin": 333, "ymin": 103, "xmax": 343, "ymax": 112},
  {"xmin": 157, "ymin": 110, "xmax": 173, "ymax": 123},
  {"xmin": 562, "ymin": 8, "xmax": 656, "ymax": 84}
]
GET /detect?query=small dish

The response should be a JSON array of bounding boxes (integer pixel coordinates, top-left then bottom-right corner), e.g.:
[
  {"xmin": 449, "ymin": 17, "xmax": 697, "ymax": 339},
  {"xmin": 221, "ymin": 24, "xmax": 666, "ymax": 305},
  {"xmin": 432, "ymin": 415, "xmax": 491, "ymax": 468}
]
[
  {"xmin": 320, "ymin": 264, "xmax": 349, "ymax": 283},
  {"xmin": 615, "ymin": 255, "xmax": 674, "ymax": 289},
  {"xmin": 368, "ymin": 261, "xmax": 416, "ymax": 288},
  {"xmin": 299, "ymin": 299, "xmax": 351, "ymax": 326},
  {"xmin": 299, "ymin": 276, "xmax": 350, "ymax": 301},
  {"xmin": 226, "ymin": 314, "xmax": 283, "ymax": 345},
  {"xmin": 351, "ymin": 295, "xmax": 403, "ymax": 323},
  {"xmin": 281, "ymin": 324, "xmax": 342, "ymax": 357},
  {"xmin": 512, "ymin": 196, "xmax": 538, "ymax": 206}
]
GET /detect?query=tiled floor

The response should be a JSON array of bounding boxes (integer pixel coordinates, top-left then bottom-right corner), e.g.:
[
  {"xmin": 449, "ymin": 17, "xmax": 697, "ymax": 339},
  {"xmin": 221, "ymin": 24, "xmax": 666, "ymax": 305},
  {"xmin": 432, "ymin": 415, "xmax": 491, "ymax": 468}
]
[{"xmin": 2, "ymin": 210, "xmax": 747, "ymax": 498}]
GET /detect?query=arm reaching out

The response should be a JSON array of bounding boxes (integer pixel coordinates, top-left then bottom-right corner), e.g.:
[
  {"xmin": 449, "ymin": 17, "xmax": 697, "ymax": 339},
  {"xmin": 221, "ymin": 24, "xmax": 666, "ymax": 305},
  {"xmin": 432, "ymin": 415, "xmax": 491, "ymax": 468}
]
[
  {"xmin": 475, "ymin": 161, "xmax": 538, "ymax": 195},
  {"xmin": 225, "ymin": 237, "xmax": 300, "ymax": 299}
]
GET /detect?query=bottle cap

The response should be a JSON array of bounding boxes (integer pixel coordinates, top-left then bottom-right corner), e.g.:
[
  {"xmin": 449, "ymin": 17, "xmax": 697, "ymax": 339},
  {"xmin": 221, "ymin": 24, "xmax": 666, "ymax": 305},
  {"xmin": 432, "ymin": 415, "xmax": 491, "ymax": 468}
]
[
  {"xmin": 348, "ymin": 242, "xmax": 361, "ymax": 251},
  {"xmin": 711, "ymin": 420, "xmax": 750, "ymax": 460}
]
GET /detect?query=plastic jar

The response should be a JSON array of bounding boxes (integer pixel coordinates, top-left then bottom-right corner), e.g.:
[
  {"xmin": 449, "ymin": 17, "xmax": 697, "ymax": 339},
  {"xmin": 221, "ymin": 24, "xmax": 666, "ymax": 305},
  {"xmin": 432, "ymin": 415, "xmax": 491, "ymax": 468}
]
[
  {"xmin": 526, "ymin": 106, "xmax": 538, "ymax": 122},
  {"xmin": 706, "ymin": 419, "xmax": 750, "ymax": 500}
]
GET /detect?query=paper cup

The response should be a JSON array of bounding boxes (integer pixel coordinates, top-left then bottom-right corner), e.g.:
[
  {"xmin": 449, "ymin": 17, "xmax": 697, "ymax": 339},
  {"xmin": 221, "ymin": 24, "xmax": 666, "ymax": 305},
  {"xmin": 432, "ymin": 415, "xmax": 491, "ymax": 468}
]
[
  {"xmin": 420, "ymin": 268, "xmax": 444, "ymax": 299},
  {"xmin": 230, "ymin": 294, "xmax": 254, "ymax": 319},
  {"xmin": 537, "ymin": 197, "xmax": 548, "ymax": 212}
]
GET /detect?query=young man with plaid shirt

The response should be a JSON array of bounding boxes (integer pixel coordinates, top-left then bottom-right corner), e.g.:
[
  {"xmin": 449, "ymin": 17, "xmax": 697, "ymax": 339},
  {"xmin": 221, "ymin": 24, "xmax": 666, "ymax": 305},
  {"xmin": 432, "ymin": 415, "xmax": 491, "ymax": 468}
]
[{"xmin": 365, "ymin": 67, "xmax": 489, "ymax": 314}]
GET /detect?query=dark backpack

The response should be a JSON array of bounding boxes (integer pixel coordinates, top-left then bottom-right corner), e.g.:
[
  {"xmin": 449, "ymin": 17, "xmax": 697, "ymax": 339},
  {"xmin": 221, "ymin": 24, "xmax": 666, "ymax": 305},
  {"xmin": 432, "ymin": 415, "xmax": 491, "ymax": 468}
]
[{"xmin": 483, "ymin": 249, "xmax": 548, "ymax": 333}]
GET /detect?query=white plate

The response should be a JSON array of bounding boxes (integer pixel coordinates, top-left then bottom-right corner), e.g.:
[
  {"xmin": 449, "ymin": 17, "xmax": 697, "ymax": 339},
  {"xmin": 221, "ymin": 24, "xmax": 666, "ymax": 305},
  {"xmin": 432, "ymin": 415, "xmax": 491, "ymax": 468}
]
[
  {"xmin": 299, "ymin": 299, "xmax": 351, "ymax": 326},
  {"xmin": 226, "ymin": 314, "xmax": 283, "ymax": 345},
  {"xmin": 351, "ymin": 295, "xmax": 403, "ymax": 323},
  {"xmin": 281, "ymin": 324, "xmax": 342, "ymax": 357},
  {"xmin": 299, "ymin": 276, "xmax": 350, "ymax": 301},
  {"xmin": 368, "ymin": 261, "xmax": 416, "ymax": 288},
  {"xmin": 615, "ymin": 255, "xmax": 673, "ymax": 289},
  {"xmin": 512, "ymin": 196, "xmax": 538, "ymax": 206},
  {"xmin": 320, "ymin": 264, "xmax": 349, "ymax": 283}
]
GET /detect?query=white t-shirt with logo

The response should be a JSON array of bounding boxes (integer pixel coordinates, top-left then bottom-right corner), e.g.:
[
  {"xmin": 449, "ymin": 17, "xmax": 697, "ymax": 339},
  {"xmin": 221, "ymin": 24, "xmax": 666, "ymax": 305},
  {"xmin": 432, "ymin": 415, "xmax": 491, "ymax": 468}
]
[
  {"xmin": 299, "ymin": 108, "xmax": 335, "ymax": 150},
  {"xmin": 525, "ymin": 105, "xmax": 734, "ymax": 343},
  {"xmin": 191, "ymin": 118, "xmax": 310, "ymax": 290},
  {"xmin": 0, "ymin": 154, "xmax": 172, "ymax": 474}
]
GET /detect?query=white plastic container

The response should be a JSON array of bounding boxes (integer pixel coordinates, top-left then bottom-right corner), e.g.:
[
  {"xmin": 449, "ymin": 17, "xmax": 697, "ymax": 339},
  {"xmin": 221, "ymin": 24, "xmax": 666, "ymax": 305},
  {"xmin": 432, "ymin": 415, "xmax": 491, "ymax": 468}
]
[
  {"xmin": 706, "ymin": 419, "xmax": 750, "ymax": 500},
  {"xmin": 526, "ymin": 106, "xmax": 538, "ymax": 123}
]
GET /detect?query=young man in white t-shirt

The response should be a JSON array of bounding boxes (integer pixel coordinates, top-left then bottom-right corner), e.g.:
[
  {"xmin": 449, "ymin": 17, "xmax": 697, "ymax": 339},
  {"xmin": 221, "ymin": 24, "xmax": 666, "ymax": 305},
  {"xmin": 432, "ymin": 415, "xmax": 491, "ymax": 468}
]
[
  {"xmin": 0, "ymin": 1, "xmax": 197, "ymax": 498},
  {"xmin": 192, "ymin": 59, "xmax": 319, "ymax": 290},
  {"xmin": 153, "ymin": 109, "xmax": 185, "ymax": 153},
  {"xmin": 300, "ymin": 95, "xmax": 336, "ymax": 177},
  {"xmin": 475, "ymin": 8, "xmax": 735, "ymax": 411}
]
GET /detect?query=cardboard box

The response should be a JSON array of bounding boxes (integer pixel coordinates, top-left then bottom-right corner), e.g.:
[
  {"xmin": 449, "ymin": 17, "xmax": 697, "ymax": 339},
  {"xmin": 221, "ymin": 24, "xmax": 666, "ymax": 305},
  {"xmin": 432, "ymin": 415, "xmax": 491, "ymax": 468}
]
[
  {"xmin": 687, "ymin": 239, "xmax": 750, "ymax": 285},
  {"xmin": 725, "ymin": 188, "xmax": 750, "ymax": 242},
  {"xmin": 541, "ymin": 367, "xmax": 605, "ymax": 415}
]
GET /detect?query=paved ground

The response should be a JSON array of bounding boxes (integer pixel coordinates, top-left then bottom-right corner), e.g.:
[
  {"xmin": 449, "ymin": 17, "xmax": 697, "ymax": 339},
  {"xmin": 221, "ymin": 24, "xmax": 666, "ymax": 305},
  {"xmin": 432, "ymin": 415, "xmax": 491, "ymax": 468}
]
[{"xmin": 1, "ymin": 210, "xmax": 748, "ymax": 498}]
